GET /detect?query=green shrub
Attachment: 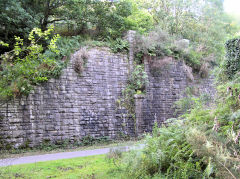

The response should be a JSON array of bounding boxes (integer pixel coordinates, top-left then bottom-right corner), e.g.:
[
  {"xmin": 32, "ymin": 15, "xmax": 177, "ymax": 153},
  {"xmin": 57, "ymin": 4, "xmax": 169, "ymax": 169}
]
[
  {"xmin": 133, "ymin": 27, "xmax": 204, "ymax": 72},
  {"xmin": 0, "ymin": 27, "xmax": 67, "ymax": 101},
  {"xmin": 109, "ymin": 38, "xmax": 129, "ymax": 53},
  {"xmin": 121, "ymin": 118, "xmax": 240, "ymax": 178},
  {"xmin": 122, "ymin": 120, "xmax": 213, "ymax": 179},
  {"xmin": 106, "ymin": 147, "xmax": 126, "ymax": 169},
  {"xmin": 174, "ymin": 87, "xmax": 212, "ymax": 115},
  {"xmin": 118, "ymin": 64, "xmax": 148, "ymax": 119},
  {"xmin": 223, "ymin": 38, "xmax": 240, "ymax": 79},
  {"xmin": 55, "ymin": 35, "xmax": 82, "ymax": 57},
  {"xmin": 80, "ymin": 135, "xmax": 111, "ymax": 146},
  {"xmin": 134, "ymin": 27, "xmax": 172, "ymax": 57},
  {"xmin": 186, "ymin": 126, "xmax": 240, "ymax": 179}
]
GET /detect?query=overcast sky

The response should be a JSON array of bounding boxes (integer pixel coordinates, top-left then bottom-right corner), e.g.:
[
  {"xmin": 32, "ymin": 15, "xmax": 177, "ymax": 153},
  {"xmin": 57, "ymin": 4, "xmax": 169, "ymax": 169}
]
[{"xmin": 224, "ymin": 0, "xmax": 240, "ymax": 16}]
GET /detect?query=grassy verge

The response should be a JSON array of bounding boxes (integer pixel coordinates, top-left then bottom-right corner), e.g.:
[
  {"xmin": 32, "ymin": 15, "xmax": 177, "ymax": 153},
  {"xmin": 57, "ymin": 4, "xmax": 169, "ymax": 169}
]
[
  {"xmin": 0, "ymin": 140, "xmax": 140, "ymax": 159},
  {"xmin": 0, "ymin": 154, "xmax": 124, "ymax": 179}
]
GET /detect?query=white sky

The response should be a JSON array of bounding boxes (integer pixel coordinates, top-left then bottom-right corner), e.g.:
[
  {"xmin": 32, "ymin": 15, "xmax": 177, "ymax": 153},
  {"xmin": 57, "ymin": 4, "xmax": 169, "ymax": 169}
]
[{"xmin": 224, "ymin": 0, "xmax": 240, "ymax": 16}]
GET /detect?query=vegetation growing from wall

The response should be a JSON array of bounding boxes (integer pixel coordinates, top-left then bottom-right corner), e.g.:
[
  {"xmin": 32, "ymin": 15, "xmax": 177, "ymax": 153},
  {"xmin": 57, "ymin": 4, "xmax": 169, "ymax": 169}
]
[
  {"xmin": 132, "ymin": 0, "xmax": 238, "ymax": 63},
  {"xmin": 0, "ymin": 0, "xmax": 240, "ymax": 177},
  {"xmin": 133, "ymin": 26, "xmax": 215, "ymax": 76},
  {"xmin": 0, "ymin": 0, "xmax": 238, "ymax": 102},
  {"xmin": 222, "ymin": 38, "xmax": 240, "ymax": 79},
  {"xmin": 0, "ymin": 27, "xmax": 66, "ymax": 101},
  {"xmin": 119, "ymin": 37, "xmax": 240, "ymax": 179},
  {"xmin": 73, "ymin": 47, "xmax": 89, "ymax": 74},
  {"xmin": 117, "ymin": 64, "xmax": 148, "ymax": 120}
]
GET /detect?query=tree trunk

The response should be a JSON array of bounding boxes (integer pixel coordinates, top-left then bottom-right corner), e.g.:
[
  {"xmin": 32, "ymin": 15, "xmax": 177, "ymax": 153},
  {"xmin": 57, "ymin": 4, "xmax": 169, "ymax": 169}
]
[{"xmin": 41, "ymin": 0, "xmax": 51, "ymax": 31}]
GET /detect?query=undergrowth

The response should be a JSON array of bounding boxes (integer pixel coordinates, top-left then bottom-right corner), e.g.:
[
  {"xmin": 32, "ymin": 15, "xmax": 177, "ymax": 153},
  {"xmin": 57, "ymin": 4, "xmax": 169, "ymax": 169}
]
[
  {"xmin": 0, "ymin": 27, "xmax": 129, "ymax": 102},
  {"xmin": 117, "ymin": 63, "xmax": 148, "ymax": 132},
  {"xmin": 119, "ymin": 37, "xmax": 240, "ymax": 179},
  {"xmin": 0, "ymin": 27, "xmax": 71, "ymax": 101},
  {"xmin": 133, "ymin": 27, "xmax": 212, "ymax": 75}
]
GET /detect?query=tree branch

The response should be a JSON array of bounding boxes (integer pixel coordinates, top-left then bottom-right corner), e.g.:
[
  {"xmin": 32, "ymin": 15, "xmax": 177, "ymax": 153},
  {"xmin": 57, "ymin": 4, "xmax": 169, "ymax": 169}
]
[{"xmin": 47, "ymin": 18, "xmax": 66, "ymax": 24}]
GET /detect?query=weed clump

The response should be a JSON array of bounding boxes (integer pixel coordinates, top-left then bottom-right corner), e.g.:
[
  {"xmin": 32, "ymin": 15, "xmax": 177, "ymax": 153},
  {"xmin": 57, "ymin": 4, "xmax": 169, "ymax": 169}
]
[{"xmin": 73, "ymin": 47, "xmax": 89, "ymax": 74}]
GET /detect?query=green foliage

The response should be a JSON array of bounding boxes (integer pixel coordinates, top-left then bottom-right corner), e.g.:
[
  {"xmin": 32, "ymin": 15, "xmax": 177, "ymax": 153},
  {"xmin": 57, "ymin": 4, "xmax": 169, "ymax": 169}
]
[
  {"xmin": 0, "ymin": 27, "xmax": 66, "ymax": 101},
  {"xmin": 125, "ymin": 2, "xmax": 154, "ymax": 34},
  {"xmin": 122, "ymin": 121, "xmax": 213, "ymax": 178},
  {"xmin": 1, "ymin": 136, "xmax": 113, "ymax": 155},
  {"xmin": 122, "ymin": 119, "xmax": 240, "ymax": 179},
  {"xmin": 106, "ymin": 147, "xmax": 126, "ymax": 169},
  {"xmin": 0, "ymin": 0, "xmax": 38, "ymax": 53},
  {"xmin": 81, "ymin": 40, "xmax": 109, "ymax": 48},
  {"xmin": 128, "ymin": 65, "xmax": 148, "ymax": 92},
  {"xmin": 63, "ymin": 0, "xmax": 133, "ymax": 39},
  {"xmin": 130, "ymin": 0, "xmax": 238, "ymax": 69},
  {"xmin": 109, "ymin": 38, "xmax": 129, "ymax": 53},
  {"xmin": 174, "ymin": 87, "xmax": 212, "ymax": 115},
  {"xmin": 134, "ymin": 27, "xmax": 172, "ymax": 57},
  {"xmin": 186, "ymin": 127, "xmax": 240, "ymax": 179},
  {"xmin": 56, "ymin": 36, "xmax": 82, "ymax": 57},
  {"xmin": 133, "ymin": 27, "xmax": 204, "ymax": 71},
  {"xmin": 0, "ymin": 0, "xmax": 135, "ymax": 54},
  {"xmin": 173, "ymin": 39, "xmax": 240, "ymax": 178},
  {"xmin": 223, "ymin": 38, "xmax": 240, "ymax": 79},
  {"xmin": 118, "ymin": 64, "xmax": 148, "ymax": 118},
  {"xmin": 120, "ymin": 34, "xmax": 240, "ymax": 179},
  {"xmin": 174, "ymin": 48, "xmax": 202, "ymax": 71}
]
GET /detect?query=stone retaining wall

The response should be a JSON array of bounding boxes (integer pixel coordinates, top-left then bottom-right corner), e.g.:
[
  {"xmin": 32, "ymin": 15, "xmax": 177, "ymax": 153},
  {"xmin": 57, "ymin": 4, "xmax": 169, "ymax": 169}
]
[
  {"xmin": 0, "ymin": 47, "xmax": 134, "ymax": 148},
  {"xmin": 0, "ymin": 31, "xmax": 215, "ymax": 148},
  {"xmin": 136, "ymin": 56, "xmax": 215, "ymax": 133}
]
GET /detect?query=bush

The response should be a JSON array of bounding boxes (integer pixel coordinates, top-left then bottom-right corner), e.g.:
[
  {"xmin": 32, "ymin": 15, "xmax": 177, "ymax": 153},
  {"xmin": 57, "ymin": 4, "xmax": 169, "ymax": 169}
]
[
  {"xmin": 80, "ymin": 135, "xmax": 111, "ymax": 146},
  {"xmin": 0, "ymin": 27, "xmax": 67, "ymax": 101},
  {"xmin": 121, "ymin": 118, "xmax": 240, "ymax": 178},
  {"xmin": 118, "ymin": 64, "xmax": 148, "ymax": 119},
  {"xmin": 133, "ymin": 27, "xmax": 206, "ymax": 73},
  {"xmin": 109, "ymin": 38, "xmax": 129, "ymax": 53},
  {"xmin": 186, "ymin": 126, "xmax": 240, "ymax": 179},
  {"xmin": 223, "ymin": 38, "xmax": 240, "ymax": 79},
  {"xmin": 122, "ymin": 120, "xmax": 213, "ymax": 179},
  {"xmin": 134, "ymin": 27, "xmax": 172, "ymax": 57},
  {"xmin": 106, "ymin": 147, "xmax": 126, "ymax": 169}
]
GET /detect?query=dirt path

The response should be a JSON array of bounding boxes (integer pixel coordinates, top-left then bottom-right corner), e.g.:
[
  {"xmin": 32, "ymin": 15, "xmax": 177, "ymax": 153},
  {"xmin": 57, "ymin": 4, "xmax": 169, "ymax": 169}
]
[{"xmin": 0, "ymin": 144, "xmax": 144, "ymax": 167}]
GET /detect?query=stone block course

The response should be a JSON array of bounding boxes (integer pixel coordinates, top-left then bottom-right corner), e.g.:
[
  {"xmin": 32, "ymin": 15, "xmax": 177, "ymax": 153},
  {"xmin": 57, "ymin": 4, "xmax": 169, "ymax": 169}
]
[
  {"xmin": 0, "ymin": 48, "xmax": 134, "ymax": 147},
  {"xmin": 0, "ymin": 32, "xmax": 216, "ymax": 148}
]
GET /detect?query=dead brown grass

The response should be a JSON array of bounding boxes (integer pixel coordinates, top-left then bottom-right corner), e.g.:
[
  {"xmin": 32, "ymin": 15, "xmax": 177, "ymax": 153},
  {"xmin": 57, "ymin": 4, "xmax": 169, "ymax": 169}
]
[
  {"xmin": 148, "ymin": 56, "xmax": 173, "ymax": 69},
  {"xmin": 183, "ymin": 63, "xmax": 194, "ymax": 82},
  {"xmin": 73, "ymin": 48, "xmax": 89, "ymax": 74}
]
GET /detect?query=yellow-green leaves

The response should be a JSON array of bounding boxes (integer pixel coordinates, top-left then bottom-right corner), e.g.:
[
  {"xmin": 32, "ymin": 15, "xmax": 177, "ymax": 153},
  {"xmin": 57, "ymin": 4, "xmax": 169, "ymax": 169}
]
[
  {"xmin": 13, "ymin": 36, "xmax": 23, "ymax": 56},
  {"xmin": 0, "ymin": 26, "xmax": 63, "ymax": 101},
  {"xmin": 0, "ymin": 41, "xmax": 9, "ymax": 47},
  {"xmin": 49, "ymin": 34, "xmax": 60, "ymax": 54}
]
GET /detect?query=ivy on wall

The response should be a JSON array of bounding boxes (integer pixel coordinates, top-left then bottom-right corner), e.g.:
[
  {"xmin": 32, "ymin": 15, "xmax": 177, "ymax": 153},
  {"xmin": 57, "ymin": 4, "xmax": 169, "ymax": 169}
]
[
  {"xmin": 224, "ymin": 38, "xmax": 240, "ymax": 79},
  {"xmin": 117, "ymin": 63, "xmax": 148, "ymax": 135}
]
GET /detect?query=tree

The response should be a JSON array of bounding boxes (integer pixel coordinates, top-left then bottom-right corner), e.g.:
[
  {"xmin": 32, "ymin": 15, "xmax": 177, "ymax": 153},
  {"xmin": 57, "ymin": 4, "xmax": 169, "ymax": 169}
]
[
  {"xmin": 0, "ymin": 0, "xmax": 37, "ymax": 53},
  {"xmin": 64, "ymin": 0, "xmax": 133, "ymax": 38},
  {"xmin": 130, "ymin": 0, "xmax": 238, "ymax": 63},
  {"xmin": 0, "ymin": 0, "xmax": 134, "ymax": 54}
]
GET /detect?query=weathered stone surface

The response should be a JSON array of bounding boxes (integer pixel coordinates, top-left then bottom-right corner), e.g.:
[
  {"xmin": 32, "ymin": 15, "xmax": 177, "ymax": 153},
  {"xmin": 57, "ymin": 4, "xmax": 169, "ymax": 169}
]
[
  {"xmin": 137, "ymin": 56, "xmax": 215, "ymax": 133},
  {"xmin": 0, "ymin": 47, "xmax": 134, "ymax": 148},
  {"xmin": 0, "ymin": 31, "xmax": 215, "ymax": 148}
]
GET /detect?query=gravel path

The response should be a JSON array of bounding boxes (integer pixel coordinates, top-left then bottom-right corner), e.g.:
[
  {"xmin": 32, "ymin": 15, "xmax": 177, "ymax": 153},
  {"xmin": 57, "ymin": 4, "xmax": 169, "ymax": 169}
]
[{"xmin": 0, "ymin": 144, "xmax": 144, "ymax": 167}]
